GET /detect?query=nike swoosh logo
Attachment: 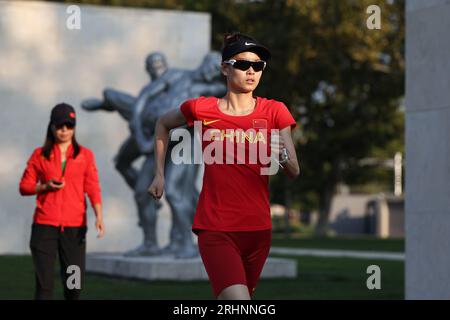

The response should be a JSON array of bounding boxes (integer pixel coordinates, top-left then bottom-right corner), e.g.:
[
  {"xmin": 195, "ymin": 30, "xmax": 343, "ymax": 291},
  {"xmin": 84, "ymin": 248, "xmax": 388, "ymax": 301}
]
[
  {"xmin": 245, "ymin": 42, "xmax": 256, "ymax": 46},
  {"xmin": 203, "ymin": 119, "xmax": 220, "ymax": 126}
]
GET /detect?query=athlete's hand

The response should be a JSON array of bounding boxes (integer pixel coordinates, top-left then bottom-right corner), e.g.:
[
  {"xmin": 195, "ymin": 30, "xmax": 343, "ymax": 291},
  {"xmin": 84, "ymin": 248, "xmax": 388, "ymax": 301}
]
[{"xmin": 148, "ymin": 175, "xmax": 164, "ymax": 200}]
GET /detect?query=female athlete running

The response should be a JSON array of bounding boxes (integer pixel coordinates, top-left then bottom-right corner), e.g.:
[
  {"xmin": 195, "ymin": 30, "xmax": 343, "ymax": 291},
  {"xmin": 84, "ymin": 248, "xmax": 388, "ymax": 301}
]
[{"xmin": 148, "ymin": 32, "xmax": 299, "ymax": 300}]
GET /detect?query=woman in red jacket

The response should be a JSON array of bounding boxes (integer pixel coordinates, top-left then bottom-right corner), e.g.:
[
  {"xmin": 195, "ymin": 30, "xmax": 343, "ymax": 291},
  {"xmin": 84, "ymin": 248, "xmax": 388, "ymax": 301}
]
[
  {"xmin": 148, "ymin": 33, "xmax": 300, "ymax": 299},
  {"xmin": 19, "ymin": 103, "xmax": 105, "ymax": 300}
]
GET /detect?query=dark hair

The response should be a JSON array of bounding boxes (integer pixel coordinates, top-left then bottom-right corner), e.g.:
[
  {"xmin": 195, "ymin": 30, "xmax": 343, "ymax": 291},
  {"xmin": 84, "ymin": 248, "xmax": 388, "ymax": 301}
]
[{"xmin": 42, "ymin": 122, "xmax": 80, "ymax": 160}]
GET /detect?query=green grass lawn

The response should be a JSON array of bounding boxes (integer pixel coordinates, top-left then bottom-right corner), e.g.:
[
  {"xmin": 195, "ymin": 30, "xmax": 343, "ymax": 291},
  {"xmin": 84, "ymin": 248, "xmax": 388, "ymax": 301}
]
[
  {"xmin": 271, "ymin": 234, "xmax": 404, "ymax": 252},
  {"xmin": 0, "ymin": 253, "xmax": 403, "ymax": 300}
]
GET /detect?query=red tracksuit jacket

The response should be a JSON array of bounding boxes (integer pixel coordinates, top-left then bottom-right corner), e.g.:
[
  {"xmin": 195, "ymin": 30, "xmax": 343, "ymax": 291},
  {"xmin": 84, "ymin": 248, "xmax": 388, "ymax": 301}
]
[{"xmin": 19, "ymin": 143, "xmax": 102, "ymax": 228}]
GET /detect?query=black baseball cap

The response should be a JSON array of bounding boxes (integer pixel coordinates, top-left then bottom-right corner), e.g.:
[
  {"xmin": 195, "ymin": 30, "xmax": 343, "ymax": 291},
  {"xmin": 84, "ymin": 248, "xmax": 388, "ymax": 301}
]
[
  {"xmin": 50, "ymin": 103, "xmax": 76, "ymax": 127},
  {"xmin": 221, "ymin": 33, "xmax": 271, "ymax": 62}
]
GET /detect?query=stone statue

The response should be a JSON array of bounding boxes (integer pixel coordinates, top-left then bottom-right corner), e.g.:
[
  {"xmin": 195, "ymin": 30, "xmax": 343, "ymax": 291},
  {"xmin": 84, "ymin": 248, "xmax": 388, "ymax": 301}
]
[
  {"xmin": 81, "ymin": 51, "xmax": 225, "ymax": 259},
  {"xmin": 82, "ymin": 52, "xmax": 184, "ymax": 256},
  {"xmin": 82, "ymin": 52, "xmax": 184, "ymax": 191},
  {"xmin": 131, "ymin": 51, "xmax": 225, "ymax": 258}
]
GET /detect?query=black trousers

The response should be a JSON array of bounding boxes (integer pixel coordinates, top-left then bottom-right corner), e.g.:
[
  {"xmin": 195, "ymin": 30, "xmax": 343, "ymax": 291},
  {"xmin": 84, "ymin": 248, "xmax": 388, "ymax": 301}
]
[{"xmin": 29, "ymin": 223, "xmax": 87, "ymax": 300}]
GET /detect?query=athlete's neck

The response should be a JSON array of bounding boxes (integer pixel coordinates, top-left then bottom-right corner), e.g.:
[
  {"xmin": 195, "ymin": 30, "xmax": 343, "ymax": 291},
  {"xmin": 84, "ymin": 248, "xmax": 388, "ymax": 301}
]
[{"xmin": 220, "ymin": 92, "xmax": 256, "ymax": 116}]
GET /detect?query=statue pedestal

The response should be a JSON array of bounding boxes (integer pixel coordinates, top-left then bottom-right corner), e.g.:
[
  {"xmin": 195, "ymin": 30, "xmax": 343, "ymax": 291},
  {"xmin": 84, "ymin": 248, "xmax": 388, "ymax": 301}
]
[{"xmin": 86, "ymin": 253, "xmax": 297, "ymax": 281}]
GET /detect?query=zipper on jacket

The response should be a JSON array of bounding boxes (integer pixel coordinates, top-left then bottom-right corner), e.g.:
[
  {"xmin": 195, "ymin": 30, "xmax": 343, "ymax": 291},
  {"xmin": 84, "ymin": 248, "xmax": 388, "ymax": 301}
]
[
  {"xmin": 55, "ymin": 144, "xmax": 67, "ymax": 232},
  {"xmin": 59, "ymin": 157, "xmax": 71, "ymax": 233}
]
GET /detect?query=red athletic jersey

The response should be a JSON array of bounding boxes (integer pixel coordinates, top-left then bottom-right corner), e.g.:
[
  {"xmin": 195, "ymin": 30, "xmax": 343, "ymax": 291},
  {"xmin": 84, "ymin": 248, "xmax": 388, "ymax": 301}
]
[{"xmin": 180, "ymin": 96, "xmax": 297, "ymax": 233}]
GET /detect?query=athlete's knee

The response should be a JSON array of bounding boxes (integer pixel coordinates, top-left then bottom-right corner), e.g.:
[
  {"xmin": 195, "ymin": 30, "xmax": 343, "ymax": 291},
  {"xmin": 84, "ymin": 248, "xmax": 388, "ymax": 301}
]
[{"xmin": 217, "ymin": 284, "xmax": 250, "ymax": 300}]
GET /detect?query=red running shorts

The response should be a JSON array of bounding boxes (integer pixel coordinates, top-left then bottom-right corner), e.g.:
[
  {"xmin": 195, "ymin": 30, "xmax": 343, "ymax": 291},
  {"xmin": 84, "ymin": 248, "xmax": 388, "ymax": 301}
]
[{"xmin": 197, "ymin": 229, "xmax": 272, "ymax": 298}]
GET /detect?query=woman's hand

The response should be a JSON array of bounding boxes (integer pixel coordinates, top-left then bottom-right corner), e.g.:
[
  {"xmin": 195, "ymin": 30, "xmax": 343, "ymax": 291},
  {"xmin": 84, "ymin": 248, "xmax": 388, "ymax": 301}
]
[
  {"xmin": 148, "ymin": 174, "xmax": 164, "ymax": 200},
  {"xmin": 37, "ymin": 180, "xmax": 65, "ymax": 193},
  {"xmin": 47, "ymin": 180, "xmax": 65, "ymax": 190},
  {"xmin": 95, "ymin": 218, "xmax": 105, "ymax": 238}
]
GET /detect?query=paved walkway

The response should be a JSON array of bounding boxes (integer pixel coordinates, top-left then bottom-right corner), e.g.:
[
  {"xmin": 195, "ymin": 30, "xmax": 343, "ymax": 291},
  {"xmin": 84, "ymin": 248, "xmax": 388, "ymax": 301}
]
[{"xmin": 270, "ymin": 247, "xmax": 404, "ymax": 261}]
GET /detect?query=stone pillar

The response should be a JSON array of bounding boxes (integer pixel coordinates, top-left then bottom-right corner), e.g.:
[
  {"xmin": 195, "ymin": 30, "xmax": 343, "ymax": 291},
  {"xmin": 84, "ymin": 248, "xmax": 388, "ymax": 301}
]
[{"xmin": 406, "ymin": 0, "xmax": 450, "ymax": 299}]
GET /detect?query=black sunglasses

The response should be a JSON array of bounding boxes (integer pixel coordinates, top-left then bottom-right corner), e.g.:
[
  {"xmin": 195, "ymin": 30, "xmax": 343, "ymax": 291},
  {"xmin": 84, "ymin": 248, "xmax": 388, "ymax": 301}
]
[
  {"xmin": 224, "ymin": 59, "xmax": 267, "ymax": 72},
  {"xmin": 55, "ymin": 122, "xmax": 75, "ymax": 130}
]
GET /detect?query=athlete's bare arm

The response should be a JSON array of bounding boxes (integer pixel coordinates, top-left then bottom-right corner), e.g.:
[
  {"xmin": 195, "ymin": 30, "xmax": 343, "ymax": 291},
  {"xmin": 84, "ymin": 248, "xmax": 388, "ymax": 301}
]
[
  {"xmin": 279, "ymin": 126, "xmax": 300, "ymax": 178},
  {"xmin": 148, "ymin": 109, "xmax": 187, "ymax": 199}
]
